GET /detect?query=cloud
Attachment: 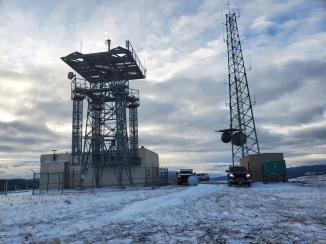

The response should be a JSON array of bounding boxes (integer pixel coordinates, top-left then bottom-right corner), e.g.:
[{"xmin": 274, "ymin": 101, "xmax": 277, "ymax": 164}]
[
  {"xmin": 251, "ymin": 16, "xmax": 275, "ymax": 31},
  {"xmin": 0, "ymin": 0, "xmax": 325, "ymax": 178},
  {"xmin": 292, "ymin": 125, "xmax": 326, "ymax": 142},
  {"xmin": 0, "ymin": 163, "xmax": 8, "ymax": 169}
]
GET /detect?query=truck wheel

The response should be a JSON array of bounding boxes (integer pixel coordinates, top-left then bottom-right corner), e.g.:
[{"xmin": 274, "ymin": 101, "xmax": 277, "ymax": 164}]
[{"xmin": 247, "ymin": 182, "xmax": 251, "ymax": 187}]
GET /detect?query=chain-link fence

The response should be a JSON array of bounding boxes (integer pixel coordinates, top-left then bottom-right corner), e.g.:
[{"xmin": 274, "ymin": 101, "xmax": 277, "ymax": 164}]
[
  {"xmin": 0, "ymin": 180, "xmax": 8, "ymax": 195},
  {"xmin": 0, "ymin": 179, "xmax": 38, "ymax": 195},
  {"xmin": 32, "ymin": 172, "xmax": 65, "ymax": 195},
  {"xmin": 32, "ymin": 167, "xmax": 174, "ymax": 195}
]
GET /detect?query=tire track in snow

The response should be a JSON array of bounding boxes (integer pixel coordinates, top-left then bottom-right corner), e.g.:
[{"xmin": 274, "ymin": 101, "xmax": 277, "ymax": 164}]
[{"xmin": 0, "ymin": 186, "xmax": 184, "ymax": 242}]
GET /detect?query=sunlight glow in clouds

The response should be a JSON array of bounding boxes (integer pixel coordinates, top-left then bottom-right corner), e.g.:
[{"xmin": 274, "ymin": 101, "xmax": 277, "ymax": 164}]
[{"xmin": 0, "ymin": 0, "xmax": 325, "ymax": 178}]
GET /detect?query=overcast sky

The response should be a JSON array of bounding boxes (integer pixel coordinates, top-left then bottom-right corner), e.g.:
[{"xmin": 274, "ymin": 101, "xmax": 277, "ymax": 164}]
[{"xmin": 0, "ymin": 0, "xmax": 325, "ymax": 178}]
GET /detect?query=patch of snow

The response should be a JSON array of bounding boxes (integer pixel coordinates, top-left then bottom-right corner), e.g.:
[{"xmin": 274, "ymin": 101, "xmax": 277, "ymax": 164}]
[{"xmin": 0, "ymin": 176, "xmax": 325, "ymax": 243}]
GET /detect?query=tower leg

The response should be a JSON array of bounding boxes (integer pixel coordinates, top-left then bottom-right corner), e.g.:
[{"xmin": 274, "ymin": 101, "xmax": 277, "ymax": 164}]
[
  {"xmin": 113, "ymin": 167, "xmax": 124, "ymax": 188},
  {"xmin": 129, "ymin": 105, "xmax": 138, "ymax": 158},
  {"xmin": 114, "ymin": 82, "xmax": 129, "ymax": 163},
  {"xmin": 72, "ymin": 99, "xmax": 83, "ymax": 164},
  {"xmin": 125, "ymin": 167, "xmax": 133, "ymax": 185}
]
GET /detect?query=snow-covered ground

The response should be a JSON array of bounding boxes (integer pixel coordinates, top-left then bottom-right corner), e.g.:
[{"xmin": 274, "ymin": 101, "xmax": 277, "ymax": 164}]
[{"xmin": 1, "ymin": 175, "xmax": 326, "ymax": 243}]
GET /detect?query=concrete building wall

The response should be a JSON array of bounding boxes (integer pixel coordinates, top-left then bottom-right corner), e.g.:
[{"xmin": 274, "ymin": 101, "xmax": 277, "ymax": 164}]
[
  {"xmin": 39, "ymin": 147, "xmax": 159, "ymax": 189},
  {"xmin": 40, "ymin": 153, "xmax": 70, "ymax": 173},
  {"xmin": 138, "ymin": 146, "xmax": 159, "ymax": 168},
  {"xmin": 240, "ymin": 153, "xmax": 284, "ymax": 182},
  {"xmin": 39, "ymin": 153, "xmax": 70, "ymax": 190}
]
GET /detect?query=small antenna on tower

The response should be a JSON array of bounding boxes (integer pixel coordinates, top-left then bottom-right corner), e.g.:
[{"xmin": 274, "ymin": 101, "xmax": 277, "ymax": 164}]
[
  {"xmin": 105, "ymin": 37, "xmax": 111, "ymax": 51},
  {"xmin": 246, "ymin": 34, "xmax": 252, "ymax": 71},
  {"xmin": 224, "ymin": 78, "xmax": 229, "ymax": 108},
  {"xmin": 227, "ymin": 0, "xmax": 240, "ymax": 17},
  {"xmin": 250, "ymin": 94, "xmax": 257, "ymax": 106}
]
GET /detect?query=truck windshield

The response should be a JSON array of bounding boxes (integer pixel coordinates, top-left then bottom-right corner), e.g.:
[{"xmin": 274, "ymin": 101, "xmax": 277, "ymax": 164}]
[{"xmin": 230, "ymin": 167, "xmax": 247, "ymax": 172}]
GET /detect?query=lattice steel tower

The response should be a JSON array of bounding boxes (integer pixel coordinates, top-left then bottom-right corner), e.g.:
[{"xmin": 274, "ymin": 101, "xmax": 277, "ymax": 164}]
[
  {"xmin": 225, "ymin": 12, "xmax": 260, "ymax": 164},
  {"xmin": 62, "ymin": 40, "xmax": 146, "ymax": 187}
]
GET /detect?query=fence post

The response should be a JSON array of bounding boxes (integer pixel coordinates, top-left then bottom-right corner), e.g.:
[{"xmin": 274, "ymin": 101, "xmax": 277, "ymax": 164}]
[
  {"xmin": 61, "ymin": 172, "xmax": 64, "ymax": 194},
  {"xmin": 151, "ymin": 166, "xmax": 154, "ymax": 189},
  {"xmin": 72, "ymin": 169, "xmax": 74, "ymax": 189},
  {"xmin": 32, "ymin": 173, "xmax": 35, "ymax": 195},
  {"xmin": 47, "ymin": 173, "xmax": 49, "ymax": 193},
  {"xmin": 91, "ymin": 169, "xmax": 94, "ymax": 193},
  {"xmin": 58, "ymin": 172, "xmax": 61, "ymax": 192},
  {"xmin": 5, "ymin": 180, "xmax": 8, "ymax": 196}
]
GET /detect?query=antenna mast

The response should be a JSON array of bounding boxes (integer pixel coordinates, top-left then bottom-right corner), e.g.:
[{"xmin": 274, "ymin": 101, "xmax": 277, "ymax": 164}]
[
  {"xmin": 224, "ymin": 11, "xmax": 260, "ymax": 164},
  {"xmin": 106, "ymin": 37, "xmax": 111, "ymax": 51}
]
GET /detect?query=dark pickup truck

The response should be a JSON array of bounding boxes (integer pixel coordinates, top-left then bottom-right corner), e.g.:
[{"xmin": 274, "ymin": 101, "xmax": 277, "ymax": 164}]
[{"xmin": 226, "ymin": 166, "xmax": 252, "ymax": 187}]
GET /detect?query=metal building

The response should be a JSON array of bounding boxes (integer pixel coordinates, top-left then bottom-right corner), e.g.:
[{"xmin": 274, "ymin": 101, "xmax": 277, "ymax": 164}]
[{"xmin": 240, "ymin": 153, "xmax": 285, "ymax": 182}]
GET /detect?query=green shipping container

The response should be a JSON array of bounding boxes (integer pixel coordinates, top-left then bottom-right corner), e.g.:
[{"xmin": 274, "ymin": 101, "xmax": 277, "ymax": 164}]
[{"xmin": 263, "ymin": 160, "xmax": 287, "ymax": 182}]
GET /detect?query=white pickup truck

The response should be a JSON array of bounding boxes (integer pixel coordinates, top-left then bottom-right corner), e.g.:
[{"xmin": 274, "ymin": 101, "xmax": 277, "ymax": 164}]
[
  {"xmin": 177, "ymin": 169, "xmax": 194, "ymax": 185},
  {"xmin": 197, "ymin": 173, "xmax": 210, "ymax": 182}
]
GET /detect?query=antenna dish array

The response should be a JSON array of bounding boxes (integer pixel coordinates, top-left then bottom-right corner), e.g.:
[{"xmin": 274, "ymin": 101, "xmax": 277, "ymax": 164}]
[{"xmin": 67, "ymin": 72, "xmax": 75, "ymax": 80}]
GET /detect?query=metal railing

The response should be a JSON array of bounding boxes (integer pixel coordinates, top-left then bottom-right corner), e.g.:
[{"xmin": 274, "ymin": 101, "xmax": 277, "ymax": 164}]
[
  {"xmin": 71, "ymin": 77, "xmax": 87, "ymax": 100},
  {"xmin": 129, "ymin": 88, "xmax": 139, "ymax": 99},
  {"xmin": 126, "ymin": 40, "xmax": 146, "ymax": 77}
]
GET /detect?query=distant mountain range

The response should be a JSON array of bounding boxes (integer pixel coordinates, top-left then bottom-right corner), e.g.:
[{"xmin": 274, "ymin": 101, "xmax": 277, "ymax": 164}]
[
  {"xmin": 286, "ymin": 164, "xmax": 326, "ymax": 178},
  {"xmin": 210, "ymin": 164, "xmax": 326, "ymax": 181},
  {"xmin": 0, "ymin": 178, "xmax": 39, "ymax": 192}
]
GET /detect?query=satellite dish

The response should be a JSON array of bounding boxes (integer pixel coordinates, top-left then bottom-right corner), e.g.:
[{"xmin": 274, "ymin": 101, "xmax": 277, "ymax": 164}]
[
  {"xmin": 231, "ymin": 132, "xmax": 247, "ymax": 146},
  {"xmin": 221, "ymin": 131, "xmax": 232, "ymax": 143},
  {"xmin": 68, "ymin": 72, "xmax": 75, "ymax": 80}
]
